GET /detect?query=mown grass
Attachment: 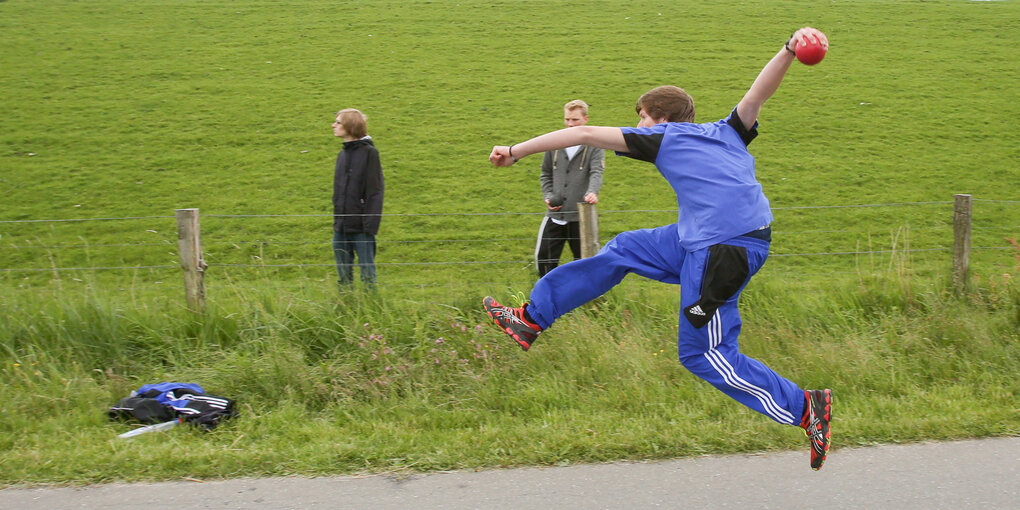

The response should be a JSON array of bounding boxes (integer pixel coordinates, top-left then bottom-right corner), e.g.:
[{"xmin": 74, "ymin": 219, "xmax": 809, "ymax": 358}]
[
  {"xmin": 0, "ymin": 0, "xmax": 1018, "ymax": 486},
  {"xmin": 1, "ymin": 0, "xmax": 1017, "ymax": 280}
]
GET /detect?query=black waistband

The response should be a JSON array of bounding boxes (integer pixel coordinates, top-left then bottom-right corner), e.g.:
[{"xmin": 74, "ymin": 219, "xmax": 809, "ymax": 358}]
[{"xmin": 741, "ymin": 226, "xmax": 772, "ymax": 242}]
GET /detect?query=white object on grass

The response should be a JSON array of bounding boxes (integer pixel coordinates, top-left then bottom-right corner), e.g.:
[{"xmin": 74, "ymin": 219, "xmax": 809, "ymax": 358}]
[{"xmin": 118, "ymin": 418, "xmax": 183, "ymax": 439}]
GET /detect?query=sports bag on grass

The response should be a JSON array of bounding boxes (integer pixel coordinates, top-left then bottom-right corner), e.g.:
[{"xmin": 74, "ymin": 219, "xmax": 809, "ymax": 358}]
[{"xmin": 108, "ymin": 382, "xmax": 237, "ymax": 430}]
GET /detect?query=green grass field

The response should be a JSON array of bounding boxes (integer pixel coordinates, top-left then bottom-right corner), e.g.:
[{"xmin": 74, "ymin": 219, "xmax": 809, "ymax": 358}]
[{"xmin": 1, "ymin": 0, "xmax": 1018, "ymax": 486}]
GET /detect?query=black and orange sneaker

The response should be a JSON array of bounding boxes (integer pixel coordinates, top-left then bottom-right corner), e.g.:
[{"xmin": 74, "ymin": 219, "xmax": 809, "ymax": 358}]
[
  {"xmin": 483, "ymin": 296, "xmax": 542, "ymax": 351},
  {"xmin": 800, "ymin": 389, "xmax": 833, "ymax": 470}
]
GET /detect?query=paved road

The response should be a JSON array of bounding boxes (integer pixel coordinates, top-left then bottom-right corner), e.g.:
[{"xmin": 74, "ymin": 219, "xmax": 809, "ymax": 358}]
[{"xmin": 3, "ymin": 437, "xmax": 1017, "ymax": 509}]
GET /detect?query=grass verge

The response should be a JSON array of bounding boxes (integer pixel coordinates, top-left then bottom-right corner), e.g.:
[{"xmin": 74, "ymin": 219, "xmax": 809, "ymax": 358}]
[{"xmin": 0, "ymin": 269, "xmax": 1016, "ymax": 486}]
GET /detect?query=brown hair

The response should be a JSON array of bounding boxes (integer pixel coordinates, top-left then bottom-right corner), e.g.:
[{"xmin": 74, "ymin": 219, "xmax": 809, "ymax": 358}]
[
  {"xmin": 336, "ymin": 108, "xmax": 368, "ymax": 139},
  {"xmin": 636, "ymin": 86, "xmax": 695, "ymax": 123}
]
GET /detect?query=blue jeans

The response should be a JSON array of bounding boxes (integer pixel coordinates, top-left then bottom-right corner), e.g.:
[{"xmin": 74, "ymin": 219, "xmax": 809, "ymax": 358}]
[{"xmin": 332, "ymin": 230, "xmax": 377, "ymax": 285}]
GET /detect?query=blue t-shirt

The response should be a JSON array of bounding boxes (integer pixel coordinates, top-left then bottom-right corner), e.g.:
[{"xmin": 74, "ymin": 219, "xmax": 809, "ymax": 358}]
[{"xmin": 617, "ymin": 108, "xmax": 773, "ymax": 251}]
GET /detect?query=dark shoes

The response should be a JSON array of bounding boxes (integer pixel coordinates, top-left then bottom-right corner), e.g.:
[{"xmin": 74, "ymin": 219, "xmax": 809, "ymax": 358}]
[
  {"xmin": 483, "ymin": 296, "xmax": 542, "ymax": 351},
  {"xmin": 801, "ymin": 389, "xmax": 833, "ymax": 470}
]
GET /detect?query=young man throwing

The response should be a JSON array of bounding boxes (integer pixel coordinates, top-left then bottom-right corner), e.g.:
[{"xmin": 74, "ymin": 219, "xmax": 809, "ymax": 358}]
[{"xmin": 484, "ymin": 28, "xmax": 833, "ymax": 470}]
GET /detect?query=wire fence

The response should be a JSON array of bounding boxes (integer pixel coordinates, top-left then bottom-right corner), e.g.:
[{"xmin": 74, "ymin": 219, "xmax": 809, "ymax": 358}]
[{"xmin": 1, "ymin": 199, "xmax": 1018, "ymax": 290}]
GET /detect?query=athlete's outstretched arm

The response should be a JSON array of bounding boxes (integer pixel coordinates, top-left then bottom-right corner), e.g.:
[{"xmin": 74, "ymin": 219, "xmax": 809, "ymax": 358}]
[
  {"xmin": 490, "ymin": 126, "xmax": 626, "ymax": 167},
  {"xmin": 736, "ymin": 27, "xmax": 828, "ymax": 131}
]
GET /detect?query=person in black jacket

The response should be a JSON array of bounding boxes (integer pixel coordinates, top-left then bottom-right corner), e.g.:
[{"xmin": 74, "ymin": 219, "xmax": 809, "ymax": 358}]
[{"xmin": 331, "ymin": 108, "xmax": 384, "ymax": 287}]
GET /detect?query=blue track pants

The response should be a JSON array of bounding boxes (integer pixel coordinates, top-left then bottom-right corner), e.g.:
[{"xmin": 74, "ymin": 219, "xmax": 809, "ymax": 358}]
[{"xmin": 526, "ymin": 224, "xmax": 805, "ymax": 425}]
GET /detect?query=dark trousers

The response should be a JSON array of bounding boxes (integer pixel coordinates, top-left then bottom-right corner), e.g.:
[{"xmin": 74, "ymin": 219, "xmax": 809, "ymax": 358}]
[
  {"xmin": 332, "ymin": 229, "xmax": 377, "ymax": 285},
  {"xmin": 535, "ymin": 218, "xmax": 581, "ymax": 277}
]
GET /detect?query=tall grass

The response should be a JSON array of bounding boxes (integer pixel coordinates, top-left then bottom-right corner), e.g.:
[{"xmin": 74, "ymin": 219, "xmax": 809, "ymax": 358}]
[{"xmin": 0, "ymin": 264, "xmax": 1016, "ymax": 485}]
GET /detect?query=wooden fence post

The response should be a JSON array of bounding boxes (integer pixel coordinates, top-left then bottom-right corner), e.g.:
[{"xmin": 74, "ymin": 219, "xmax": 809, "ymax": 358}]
[
  {"xmin": 176, "ymin": 208, "xmax": 207, "ymax": 312},
  {"xmin": 578, "ymin": 202, "xmax": 600, "ymax": 259},
  {"xmin": 952, "ymin": 194, "xmax": 972, "ymax": 293}
]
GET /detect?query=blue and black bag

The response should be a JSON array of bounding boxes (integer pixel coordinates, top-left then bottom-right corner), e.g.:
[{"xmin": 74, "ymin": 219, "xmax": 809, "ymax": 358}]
[{"xmin": 108, "ymin": 382, "xmax": 237, "ymax": 430}]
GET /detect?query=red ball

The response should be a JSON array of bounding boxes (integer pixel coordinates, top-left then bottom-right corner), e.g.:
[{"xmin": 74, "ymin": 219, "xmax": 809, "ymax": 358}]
[{"xmin": 796, "ymin": 38, "xmax": 827, "ymax": 66}]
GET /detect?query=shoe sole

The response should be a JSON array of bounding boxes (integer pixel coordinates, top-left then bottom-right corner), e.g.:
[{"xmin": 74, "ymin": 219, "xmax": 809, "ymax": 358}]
[{"xmin": 810, "ymin": 389, "xmax": 832, "ymax": 471}]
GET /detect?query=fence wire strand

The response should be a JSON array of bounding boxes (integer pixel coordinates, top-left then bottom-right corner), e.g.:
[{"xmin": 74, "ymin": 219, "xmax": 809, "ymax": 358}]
[
  {"xmin": 4, "ymin": 198, "xmax": 1005, "ymax": 225},
  {"xmin": 2, "ymin": 200, "xmax": 1017, "ymax": 274}
]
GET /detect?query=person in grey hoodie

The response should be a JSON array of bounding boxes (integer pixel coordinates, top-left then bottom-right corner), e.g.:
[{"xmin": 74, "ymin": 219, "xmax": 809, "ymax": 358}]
[
  {"xmin": 534, "ymin": 100, "xmax": 605, "ymax": 277},
  {"xmin": 331, "ymin": 108, "xmax": 384, "ymax": 287}
]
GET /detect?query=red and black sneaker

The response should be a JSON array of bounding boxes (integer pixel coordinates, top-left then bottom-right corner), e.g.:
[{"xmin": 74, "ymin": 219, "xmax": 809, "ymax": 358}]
[
  {"xmin": 483, "ymin": 296, "xmax": 542, "ymax": 351},
  {"xmin": 800, "ymin": 389, "xmax": 833, "ymax": 470}
]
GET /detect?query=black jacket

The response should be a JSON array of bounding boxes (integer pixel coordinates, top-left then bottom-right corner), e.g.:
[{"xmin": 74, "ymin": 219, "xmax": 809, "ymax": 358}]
[{"xmin": 332, "ymin": 138, "xmax": 384, "ymax": 234}]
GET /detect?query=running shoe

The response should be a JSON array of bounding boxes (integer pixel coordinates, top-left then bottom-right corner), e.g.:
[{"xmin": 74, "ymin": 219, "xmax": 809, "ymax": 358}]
[
  {"xmin": 801, "ymin": 388, "xmax": 833, "ymax": 470},
  {"xmin": 483, "ymin": 296, "xmax": 542, "ymax": 351}
]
